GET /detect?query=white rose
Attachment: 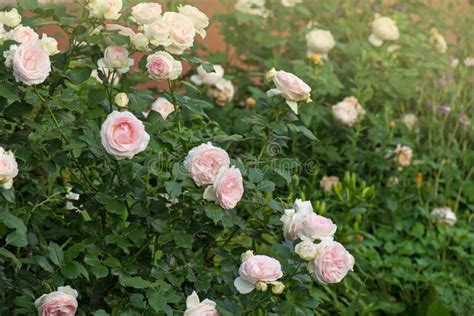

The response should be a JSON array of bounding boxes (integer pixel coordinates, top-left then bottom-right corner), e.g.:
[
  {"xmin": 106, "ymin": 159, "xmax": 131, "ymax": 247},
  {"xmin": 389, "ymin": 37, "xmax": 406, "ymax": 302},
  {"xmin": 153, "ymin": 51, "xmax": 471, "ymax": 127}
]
[
  {"xmin": 305, "ymin": 29, "xmax": 336, "ymax": 58},
  {"xmin": 235, "ymin": 0, "xmax": 270, "ymax": 18},
  {"xmin": 97, "ymin": 46, "xmax": 134, "ymax": 74},
  {"xmin": 369, "ymin": 16, "xmax": 399, "ymax": 47},
  {"xmin": 114, "ymin": 92, "xmax": 129, "ymax": 108},
  {"xmin": 0, "ymin": 8, "xmax": 21, "ymax": 28},
  {"xmin": 146, "ymin": 51, "xmax": 182, "ymax": 81},
  {"xmin": 331, "ymin": 97, "xmax": 365, "ymax": 127},
  {"xmin": 191, "ymin": 64, "xmax": 225, "ymax": 86},
  {"xmin": 429, "ymin": 29, "xmax": 447, "ymax": 53},
  {"xmin": 0, "ymin": 23, "xmax": 5, "ymax": 40},
  {"xmin": 184, "ymin": 291, "xmax": 219, "ymax": 316},
  {"xmin": 431, "ymin": 207, "xmax": 457, "ymax": 226},
  {"xmin": 143, "ymin": 19, "xmax": 172, "ymax": 47},
  {"xmin": 132, "ymin": 33, "xmax": 149, "ymax": 51},
  {"xmin": 295, "ymin": 240, "xmax": 317, "ymax": 261},
  {"xmin": 37, "ymin": 34, "xmax": 60, "ymax": 55},
  {"xmin": 13, "ymin": 43, "xmax": 51, "ymax": 85},
  {"xmin": 145, "ymin": 97, "xmax": 175, "ymax": 120},
  {"xmin": 281, "ymin": 0, "xmax": 303, "ymax": 7},
  {"xmin": 401, "ymin": 113, "xmax": 418, "ymax": 131},
  {"xmin": 162, "ymin": 12, "xmax": 196, "ymax": 55},
  {"xmin": 0, "ymin": 147, "xmax": 19, "ymax": 190},
  {"xmin": 7, "ymin": 25, "xmax": 39, "ymax": 44},
  {"xmin": 207, "ymin": 78, "xmax": 235, "ymax": 106},
  {"xmin": 3, "ymin": 44, "xmax": 18, "ymax": 68},
  {"xmin": 87, "ymin": 0, "xmax": 122, "ymax": 20},
  {"xmin": 178, "ymin": 5, "xmax": 209, "ymax": 39},
  {"xmin": 130, "ymin": 2, "xmax": 162, "ymax": 25}
]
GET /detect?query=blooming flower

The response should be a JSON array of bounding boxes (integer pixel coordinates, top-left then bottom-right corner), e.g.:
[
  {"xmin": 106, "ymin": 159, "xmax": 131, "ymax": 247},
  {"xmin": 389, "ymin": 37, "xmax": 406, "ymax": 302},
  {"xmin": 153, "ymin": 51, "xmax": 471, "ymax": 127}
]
[
  {"xmin": 431, "ymin": 207, "xmax": 457, "ymax": 226},
  {"xmin": 332, "ymin": 96, "xmax": 366, "ymax": 126},
  {"xmin": 184, "ymin": 143, "xmax": 230, "ymax": 187},
  {"xmin": 162, "ymin": 12, "xmax": 196, "ymax": 55},
  {"xmin": 34, "ymin": 286, "xmax": 78, "ymax": 316},
  {"xmin": 143, "ymin": 19, "xmax": 172, "ymax": 47},
  {"xmin": 191, "ymin": 64, "xmax": 225, "ymax": 86},
  {"xmin": 7, "ymin": 25, "xmax": 39, "ymax": 44},
  {"xmin": 207, "ymin": 78, "xmax": 235, "ymax": 106},
  {"xmin": 429, "ymin": 28, "xmax": 447, "ymax": 53},
  {"xmin": 393, "ymin": 144, "xmax": 412, "ymax": 169},
  {"xmin": 146, "ymin": 51, "xmax": 182, "ymax": 81},
  {"xmin": 0, "ymin": 147, "xmax": 19, "ymax": 190},
  {"xmin": 13, "ymin": 43, "xmax": 51, "ymax": 85},
  {"xmin": 97, "ymin": 46, "xmax": 134, "ymax": 74},
  {"xmin": 145, "ymin": 97, "xmax": 175, "ymax": 120},
  {"xmin": 235, "ymin": 0, "xmax": 270, "ymax": 17},
  {"xmin": 305, "ymin": 29, "xmax": 336, "ymax": 58},
  {"xmin": 320, "ymin": 176, "xmax": 340, "ymax": 193},
  {"xmin": 0, "ymin": 8, "xmax": 21, "ymax": 28},
  {"xmin": 184, "ymin": 291, "xmax": 219, "ymax": 316},
  {"xmin": 37, "ymin": 34, "xmax": 60, "ymax": 55},
  {"xmin": 130, "ymin": 2, "xmax": 162, "ymax": 25},
  {"xmin": 87, "ymin": 0, "xmax": 122, "ymax": 20},
  {"xmin": 178, "ymin": 5, "xmax": 209, "ymax": 39},
  {"xmin": 368, "ymin": 16, "xmax": 399, "ymax": 47},
  {"xmin": 401, "ymin": 113, "xmax": 418, "ymax": 131}
]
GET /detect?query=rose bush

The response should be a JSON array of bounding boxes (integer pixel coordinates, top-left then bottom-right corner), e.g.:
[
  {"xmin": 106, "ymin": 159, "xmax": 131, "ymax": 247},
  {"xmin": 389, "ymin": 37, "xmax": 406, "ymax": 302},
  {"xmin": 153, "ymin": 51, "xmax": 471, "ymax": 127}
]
[{"xmin": 0, "ymin": 1, "xmax": 473, "ymax": 316}]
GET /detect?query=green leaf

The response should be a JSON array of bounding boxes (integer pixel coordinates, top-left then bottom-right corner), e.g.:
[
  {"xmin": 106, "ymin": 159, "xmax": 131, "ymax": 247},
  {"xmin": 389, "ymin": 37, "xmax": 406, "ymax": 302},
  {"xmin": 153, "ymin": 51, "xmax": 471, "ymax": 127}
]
[
  {"xmin": 205, "ymin": 204, "xmax": 224, "ymax": 224},
  {"xmin": 48, "ymin": 242, "xmax": 64, "ymax": 266},
  {"xmin": 0, "ymin": 248, "xmax": 21, "ymax": 269},
  {"xmin": 0, "ymin": 83, "xmax": 20, "ymax": 104},
  {"xmin": 165, "ymin": 181, "xmax": 181, "ymax": 199},
  {"xmin": 92, "ymin": 264, "xmax": 109, "ymax": 278},
  {"xmin": 68, "ymin": 67, "xmax": 92, "ymax": 84},
  {"xmin": 119, "ymin": 276, "xmax": 151, "ymax": 289},
  {"xmin": 93, "ymin": 310, "xmax": 110, "ymax": 316},
  {"xmin": 257, "ymin": 180, "xmax": 275, "ymax": 192}
]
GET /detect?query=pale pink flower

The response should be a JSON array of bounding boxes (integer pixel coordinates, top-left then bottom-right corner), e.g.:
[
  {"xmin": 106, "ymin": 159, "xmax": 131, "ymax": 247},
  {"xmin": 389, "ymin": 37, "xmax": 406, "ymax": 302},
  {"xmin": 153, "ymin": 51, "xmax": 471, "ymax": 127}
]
[
  {"xmin": 266, "ymin": 68, "xmax": 311, "ymax": 114},
  {"xmin": 234, "ymin": 252, "xmax": 283, "ymax": 294},
  {"xmin": 213, "ymin": 167, "xmax": 244, "ymax": 209},
  {"xmin": 13, "ymin": 43, "xmax": 51, "ymax": 85},
  {"xmin": 184, "ymin": 143, "xmax": 230, "ymax": 187},
  {"xmin": 146, "ymin": 51, "xmax": 182, "ymax": 81},
  {"xmin": 393, "ymin": 144, "xmax": 412, "ymax": 168},
  {"xmin": 184, "ymin": 291, "xmax": 219, "ymax": 316},
  {"xmin": 34, "ymin": 286, "xmax": 78, "ymax": 316}
]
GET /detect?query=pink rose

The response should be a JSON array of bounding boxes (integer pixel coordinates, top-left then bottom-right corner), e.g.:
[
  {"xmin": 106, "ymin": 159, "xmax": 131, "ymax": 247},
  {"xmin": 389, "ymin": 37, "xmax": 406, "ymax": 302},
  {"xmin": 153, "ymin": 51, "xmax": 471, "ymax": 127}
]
[
  {"xmin": 266, "ymin": 68, "xmax": 311, "ymax": 114},
  {"xmin": 13, "ymin": 43, "xmax": 51, "ymax": 85},
  {"xmin": 393, "ymin": 144, "xmax": 412, "ymax": 168},
  {"xmin": 184, "ymin": 143, "xmax": 230, "ymax": 187},
  {"xmin": 34, "ymin": 286, "xmax": 78, "ymax": 316},
  {"xmin": 184, "ymin": 291, "xmax": 219, "ymax": 316},
  {"xmin": 309, "ymin": 239, "xmax": 355, "ymax": 284},
  {"xmin": 146, "ymin": 51, "xmax": 182, "ymax": 81},
  {"xmin": 8, "ymin": 25, "xmax": 38, "ymax": 44},
  {"xmin": 0, "ymin": 147, "xmax": 19, "ymax": 189},
  {"xmin": 146, "ymin": 97, "xmax": 175, "ymax": 120},
  {"xmin": 100, "ymin": 111, "xmax": 150, "ymax": 159},
  {"xmin": 234, "ymin": 252, "xmax": 283, "ymax": 294},
  {"xmin": 214, "ymin": 167, "xmax": 244, "ymax": 209}
]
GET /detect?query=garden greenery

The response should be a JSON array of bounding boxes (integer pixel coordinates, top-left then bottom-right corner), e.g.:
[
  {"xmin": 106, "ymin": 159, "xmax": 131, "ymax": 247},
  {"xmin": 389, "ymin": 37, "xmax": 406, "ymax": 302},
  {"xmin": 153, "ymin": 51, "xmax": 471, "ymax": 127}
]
[{"xmin": 0, "ymin": 0, "xmax": 473, "ymax": 315}]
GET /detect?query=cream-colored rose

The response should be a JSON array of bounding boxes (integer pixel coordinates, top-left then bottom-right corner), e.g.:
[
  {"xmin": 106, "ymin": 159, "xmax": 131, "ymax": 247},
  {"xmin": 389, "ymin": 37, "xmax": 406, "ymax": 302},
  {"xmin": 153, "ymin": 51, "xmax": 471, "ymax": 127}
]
[
  {"xmin": 207, "ymin": 78, "xmax": 235, "ymax": 106},
  {"xmin": 0, "ymin": 8, "xmax": 21, "ymax": 28},
  {"xmin": 305, "ymin": 29, "xmax": 336, "ymax": 58},
  {"xmin": 369, "ymin": 16, "xmax": 399, "ymax": 47},
  {"xmin": 331, "ymin": 100, "xmax": 359, "ymax": 126},
  {"xmin": 178, "ymin": 5, "xmax": 209, "ymax": 39},
  {"xmin": 132, "ymin": 33, "xmax": 149, "ymax": 51},
  {"xmin": 320, "ymin": 176, "xmax": 339, "ymax": 193},
  {"xmin": 235, "ymin": 0, "xmax": 270, "ymax": 18},
  {"xmin": 130, "ymin": 2, "xmax": 162, "ymax": 25},
  {"xmin": 393, "ymin": 144, "xmax": 412, "ymax": 168},
  {"xmin": 184, "ymin": 291, "xmax": 219, "ymax": 316},
  {"xmin": 87, "ymin": 0, "xmax": 122, "ymax": 20},
  {"xmin": 429, "ymin": 29, "xmax": 447, "ymax": 53},
  {"xmin": 97, "ymin": 46, "xmax": 134, "ymax": 74},
  {"xmin": 0, "ymin": 147, "xmax": 19, "ymax": 190},
  {"xmin": 7, "ymin": 25, "xmax": 39, "ymax": 44},
  {"xmin": 162, "ymin": 12, "xmax": 196, "ymax": 55},
  {"xmin": 431, "ymin": 207, "xmax": 457, "ymax": 226},
  {"xmin": 114, "ymin": 92, "xmax": 129, "ymax": 108},
  {"xmin": 143, "ymin": 19, "xmax": 172, "ymax": 47},
  {"xmin": 281, "ymin": 0, "xmax": 303, "ymax": 7},
  {"xmin": 271, "ymin": 282, "xmax": 285, "ymax": 294},
  {"xmin": 191, "ymin": 64, "xmax": 225, "ymax": 86},
  {"xmin": 34, "ymin": 286, "xmax": 78, "ymax": 316},
  {"xmin": 3, "ymin": 44, "xmax": 18, "ymax": 68},
  {"xmin": 37, "ymin": 34, "xmax": 60, "ymax": 55},
  {"xmin": 295, "ymin": 240, "xmax": 318, "ymax": 261},
  {"xmin": 401, "ymin": 113, "xmax": 418, "ymax": 131},
  {"xmin": 146, "ymin": 97, "xmax": 175, "ymax": 120},
  {"xmin": 146, "ymin": 51, "xmax": 182, "ymax": 81},
  {"xmin": 0, "ymin": 23, "xmax": 5, "ymax": 40}
]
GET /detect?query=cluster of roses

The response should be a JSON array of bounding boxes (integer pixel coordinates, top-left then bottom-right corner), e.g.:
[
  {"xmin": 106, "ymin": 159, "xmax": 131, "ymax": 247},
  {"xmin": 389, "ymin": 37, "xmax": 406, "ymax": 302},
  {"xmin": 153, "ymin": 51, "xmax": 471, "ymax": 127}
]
[
  {"xmin": 235, "ymin": 0, "xmax": 304, "ymax": 18},
  {"xmin": 0, "ymin": 8, "xmax": 59, "ymax": 85},
  {"xmin": 191, "ymin": 64, "xmax": 235, "ymax": 107}
]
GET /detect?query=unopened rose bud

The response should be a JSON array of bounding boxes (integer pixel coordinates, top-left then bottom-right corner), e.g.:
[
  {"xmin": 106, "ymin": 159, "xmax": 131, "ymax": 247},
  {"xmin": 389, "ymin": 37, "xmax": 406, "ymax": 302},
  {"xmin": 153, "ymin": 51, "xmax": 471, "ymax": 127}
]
[
  {"xmin": 295, "ymin": 240, "xmax": 317, "ymax": 261},
  {"xmin": 271, "ymin": 282, "xmax": 285, "ymax": 294},
  {"xmin": 115, "ymin": 92, "xmax": 129, "ymax": 108},
  {"xmin": 241, "ymin": 250, "xmax": 254, "ymax": 262},
  {"xmin": 388, "ymin": 120, "xmax": 396, "ymax": 129},
  {"xmin": 245, "ymin": 97, "xmax": 256, "ymax": 107},
  {"xmin": 265, "ymin": 68, "xmax": 277, "ymax": 81},
  {"xmin": 255, "ymin": 281, "xmax": 268, "ymax": 292},
  {"xmin": 416, "ymin": 172, "xmax": 423, "ymax": 190},
  {"xmin": 310, "ymin": 54, "xmax": 323, "ymax": 64}
]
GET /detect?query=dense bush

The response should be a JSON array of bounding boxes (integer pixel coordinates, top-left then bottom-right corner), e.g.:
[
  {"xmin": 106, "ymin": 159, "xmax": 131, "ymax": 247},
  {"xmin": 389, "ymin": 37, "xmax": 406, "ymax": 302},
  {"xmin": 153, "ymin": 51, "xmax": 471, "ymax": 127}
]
[{"xmin": 0, "ymin": 0, "xmax": 473, "ymax": 315}]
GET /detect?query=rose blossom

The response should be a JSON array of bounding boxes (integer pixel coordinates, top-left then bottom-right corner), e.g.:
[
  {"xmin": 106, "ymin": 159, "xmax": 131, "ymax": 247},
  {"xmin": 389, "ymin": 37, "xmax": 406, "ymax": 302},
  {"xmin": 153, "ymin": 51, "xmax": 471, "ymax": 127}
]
[
  {"xmin": 114, "ymin": 92, "xmax": 129, "ymax": 108},
  {"xmin": 369, "ymin": 16, "xmax": 399, "ymax": 47},
  {"xmin": 7, "ymin": 25, "xmax": 39, "ymax": 44},
  {"xmin": 145, "ymin": 97, "xmax": 175, "ymax": 120},
  {"xmin": 212, "ymin": 166, "xmax": 244, "ymax": 209},
  {"xmin": 100, "ymin": 111, "xmax": 150, "ymax": 160},
  {"xmin": 184, "ymin": 291, "xmax": 219, "ymax": 316},
  {"xmin": 234, "ymin": 251, "xmax": 283, "ymax": 294},
  {"xmin": 331, "ymin": 101, "xmax": 357, "ymax": 126},
  {"xmin": 308, "ymin": 239, "xmax": 355, "ymax": 284},
  {"xmin": 0, "ymin": 8, "xmax": 21, "ymax": 28},
  {"xmin": 37, "ymin": 34, "xmax": 60, "ymax": 56},
  {"xmin": 235, "ymin": 0, "xmax": 270, "ymax": 18},
  {"xmin": 184, "ymin": 142, "xmax": 230, "ymax": 187},
  {"xmin": 305, "ymin": 29, "xmax": 336, "ymax": 58},
  {"xmin": 295, "ymin": 240, "xmax": 318, "ymax": 261},
  {"xmin": 191, "ymin": 64, "xmax": 225, "ymax": 86},
  {"xmin": 132, "ymin": 33, "xmax": 149, "ymax": 51},
  {"xmin": 87, "ymin": 0, "xmax": 122, "ymax": 20},
  {"xmin": 429, "ymin": 28, "xmax": 447, "ymax": 53},
  {"xmin": 34, "ymin": 286, "xmax": 78, "ymax": 316},
  {"xmin": 13, "ymin": 43, "xmax": 51, "ymax": 85},
  {"xmin": 178, "ymin": 5, "xmax": 209, "ymax": 38},
  {"xmin": 281, "ymin": 199, "xmax": 337, "ymax": 241},
  {"xmin": 162, "ymin": 12, "xmax": 196, "ymax": 55},
  {"xmin": 144, "ymin": 19, "xmax": 172, "ymax": 47},
  {"xmin": 97, "ymin": 46, "xmax": 134, "ymax": 74},
  {"xmin": 393, "ymin": 144, "xmax": 412, "ymax": 168},
  {"xmin": 281, "ymin": 0, "xmax": 303, "ymax": 7},
  {"xmin": 401, "ymin": 113, "xmax": 418, "ymax": 131},
  {"xmin": 130, "ymin": 3, "xmax": 162, "ymax": 25},
  {"xmin": 320, "ymin": 175, "xmax": 340, "ymax": 193},
  {"xmin": 431, "ymin": 207, "xmax": 457, "ymax": 226},
  {"xmin": 0, "ymin": 147, "xmax": 19, "ymax": 190},
  {"xmin": 266, "ymin": 68, "xmax": 311, "ymax": 114},
  {"xmin": 146, "ymin": 51, "xmax": 182, "ymax": 81},
  {"xmin": 207, "ymin": 78, "xmax": 235, "ymax": 106}
]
